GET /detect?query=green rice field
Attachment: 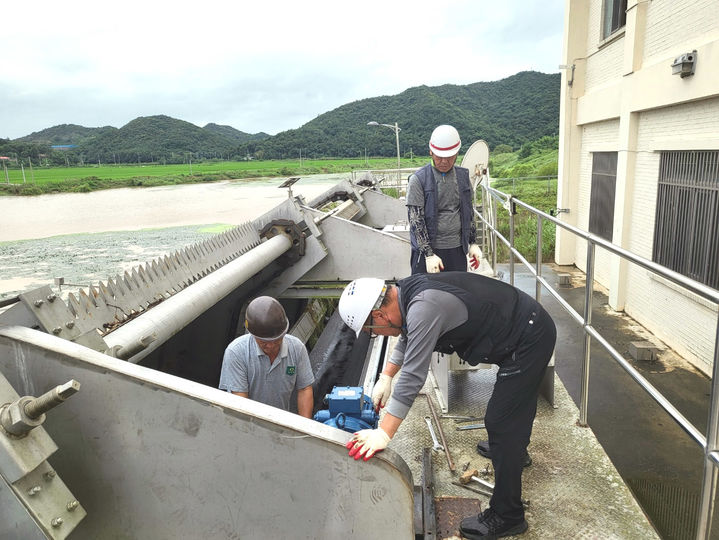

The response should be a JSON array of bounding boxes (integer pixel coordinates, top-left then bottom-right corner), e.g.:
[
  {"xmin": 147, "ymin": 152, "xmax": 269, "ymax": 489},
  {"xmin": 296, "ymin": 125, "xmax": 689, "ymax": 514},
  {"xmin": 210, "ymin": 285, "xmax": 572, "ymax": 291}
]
[{"xmin": 0, "ymin": 157, "xmax": 428, "ymax": 195}]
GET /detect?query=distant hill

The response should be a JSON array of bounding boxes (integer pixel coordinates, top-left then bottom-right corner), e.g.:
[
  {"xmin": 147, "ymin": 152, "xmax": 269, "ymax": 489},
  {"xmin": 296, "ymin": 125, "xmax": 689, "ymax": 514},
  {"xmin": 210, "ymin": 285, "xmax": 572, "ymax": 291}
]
[
  {"xmin": 76, "ymin": 115, "xmax": 241, "ymax": 162},
  {"xmin": 203, "ymin": 123, "xmax": 269, "ymax": 144},
  {"xmin": 5, "ymin": 71, "xmax": 560, "ymax": 163},
  {"xmin": 17, "ymin": 124, "xmax": 117, "ymax": 146},
  {"xmin": 250, "ymin": 71, "xmax": 560, "ymax": 159}
]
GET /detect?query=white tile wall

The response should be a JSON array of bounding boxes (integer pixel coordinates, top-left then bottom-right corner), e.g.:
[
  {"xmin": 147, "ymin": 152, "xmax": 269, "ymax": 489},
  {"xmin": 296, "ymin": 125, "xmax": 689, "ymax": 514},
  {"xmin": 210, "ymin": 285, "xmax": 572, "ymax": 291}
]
[
  {"xmin": 574, "ymin": 119, "xmax": 621, "ymax": 287},
  {"xmin": 643, "ymin": 1, "xmax": 719, "ymax": 64},
  {"xmin": 622, "ymin": 100, "xmax": 719, "ymax": 374}
]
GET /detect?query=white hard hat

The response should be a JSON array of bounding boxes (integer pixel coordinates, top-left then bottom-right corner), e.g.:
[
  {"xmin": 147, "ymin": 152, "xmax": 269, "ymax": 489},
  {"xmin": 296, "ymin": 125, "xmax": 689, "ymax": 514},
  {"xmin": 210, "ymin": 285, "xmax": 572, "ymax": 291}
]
[
  {"xmin": 429, "ymin": 125, "xmax": 461, "ymax": 157},
  {"xmin": 339, "ymin": 278, "xmax": 387, "ymax": 337}
]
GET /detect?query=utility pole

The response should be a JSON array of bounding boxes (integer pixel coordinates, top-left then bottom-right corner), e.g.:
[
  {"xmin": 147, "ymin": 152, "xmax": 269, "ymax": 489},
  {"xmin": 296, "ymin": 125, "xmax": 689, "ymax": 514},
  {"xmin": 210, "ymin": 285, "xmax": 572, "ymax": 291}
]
[
  {"xmin": 21, "ymin": 162, "xmax": 26, "ymax": 183},
  {"xmin": 29, "ymin": 157, "xmax": 34, "ymax": 183}
]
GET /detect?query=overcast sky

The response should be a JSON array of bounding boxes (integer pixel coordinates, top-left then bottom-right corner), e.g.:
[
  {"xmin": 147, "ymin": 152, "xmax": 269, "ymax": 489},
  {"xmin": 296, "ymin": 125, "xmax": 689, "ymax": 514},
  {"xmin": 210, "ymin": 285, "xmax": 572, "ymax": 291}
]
[{"xmin": 1, "ymin": 1, "xmax": 565, "ymax": 140}]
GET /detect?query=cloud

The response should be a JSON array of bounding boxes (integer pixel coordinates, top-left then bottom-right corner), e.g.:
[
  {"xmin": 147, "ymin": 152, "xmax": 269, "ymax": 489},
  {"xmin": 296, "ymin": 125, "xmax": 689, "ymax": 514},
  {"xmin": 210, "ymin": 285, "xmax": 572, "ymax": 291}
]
[{"xmin": 1, "ymin": 0, "xmax": 564, "ymax": 139}]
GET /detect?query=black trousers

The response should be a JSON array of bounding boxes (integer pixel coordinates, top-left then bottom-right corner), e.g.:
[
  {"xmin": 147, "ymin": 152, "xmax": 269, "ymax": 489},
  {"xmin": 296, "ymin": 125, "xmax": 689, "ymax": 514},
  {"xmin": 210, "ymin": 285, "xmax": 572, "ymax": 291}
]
[
  {"xmin": 484, "ymin": 305, "xmax": 557, "ymax": 523},
  {"xmin": 410, "ymin": 246, "xmax": 466, "ymax": 274}
]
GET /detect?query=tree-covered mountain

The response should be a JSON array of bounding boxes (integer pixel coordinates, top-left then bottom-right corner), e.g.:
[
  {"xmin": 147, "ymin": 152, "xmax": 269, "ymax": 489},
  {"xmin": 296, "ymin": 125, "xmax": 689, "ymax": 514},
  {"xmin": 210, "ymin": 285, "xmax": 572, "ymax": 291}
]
[
  {"xmin": 76, "ymin": 115, "xmax": 242, "ymax": 163},
  {"xmin": 5, "ymin": 70, "xmax": 559, "ymax": 163},
  {"xmin": 248, "ymin": 71, "xmax": 560, "ymax": 159},
  {"xmin": 203, "ymin": 123, "xmax": 269, "ymax": 144},
  {"xmin": 17, "ymin": 124, "xmax": 117, "ymax": 146}
]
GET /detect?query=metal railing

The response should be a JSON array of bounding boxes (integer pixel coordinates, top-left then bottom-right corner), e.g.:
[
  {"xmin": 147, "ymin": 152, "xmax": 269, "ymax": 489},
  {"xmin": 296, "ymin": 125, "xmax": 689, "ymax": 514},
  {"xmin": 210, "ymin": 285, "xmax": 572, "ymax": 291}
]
[
  {"xmin": 351, "ymin": 168, "xmax": 420, "ymax": 198},
  {"xmin": 478, "ymin": 182, "xmax": 719, "ymax": 540}
]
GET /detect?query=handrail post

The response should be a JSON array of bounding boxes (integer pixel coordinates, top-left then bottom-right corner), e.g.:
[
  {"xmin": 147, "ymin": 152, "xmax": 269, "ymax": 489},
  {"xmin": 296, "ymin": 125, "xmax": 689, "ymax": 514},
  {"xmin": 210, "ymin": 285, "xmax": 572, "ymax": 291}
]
[
  {"xmin": 491, "ymin": 196, "xmax": 498, "ymax": 271},
  {"xmin": 696, "ymin": 315, "xmax": 719, "ymax": 539},
  {"xmin": 536, "ymin": 217, "xmax": 543, "ymax": 301},
  {"xmin": 579, "ymin": 240, "xmax": 596, "ymax": 426},
  {"xmin": 509, "ymin": 197, "xmax": 515, "ymax": 286},
  {"xmin": 481, "ymin": 185, "xmax": 489, "ymax": 258}
]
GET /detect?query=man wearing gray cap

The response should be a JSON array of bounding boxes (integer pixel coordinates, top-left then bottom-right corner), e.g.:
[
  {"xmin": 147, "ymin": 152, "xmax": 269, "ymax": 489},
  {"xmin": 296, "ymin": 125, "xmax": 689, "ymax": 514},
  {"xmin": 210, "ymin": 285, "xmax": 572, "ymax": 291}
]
[{"xmin": 219, "ymin": 296, "xmax": 314, "ymax": 418}]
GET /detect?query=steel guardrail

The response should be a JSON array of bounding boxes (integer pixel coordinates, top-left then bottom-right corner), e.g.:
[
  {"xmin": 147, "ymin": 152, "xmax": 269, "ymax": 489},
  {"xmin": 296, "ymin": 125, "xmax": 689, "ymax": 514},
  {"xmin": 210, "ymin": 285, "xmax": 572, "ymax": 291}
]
[{"xmin": 477, "ymin": 181, "xmax": 719, "ymax": 540}]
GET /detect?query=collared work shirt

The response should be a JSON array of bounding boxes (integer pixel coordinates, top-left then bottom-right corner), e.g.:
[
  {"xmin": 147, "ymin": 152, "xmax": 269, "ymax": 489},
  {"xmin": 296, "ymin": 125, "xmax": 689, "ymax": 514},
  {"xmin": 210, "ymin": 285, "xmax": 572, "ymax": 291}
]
[{"xmin": 219, "ymin": 334, "xmax": 314, "ymax": 411}]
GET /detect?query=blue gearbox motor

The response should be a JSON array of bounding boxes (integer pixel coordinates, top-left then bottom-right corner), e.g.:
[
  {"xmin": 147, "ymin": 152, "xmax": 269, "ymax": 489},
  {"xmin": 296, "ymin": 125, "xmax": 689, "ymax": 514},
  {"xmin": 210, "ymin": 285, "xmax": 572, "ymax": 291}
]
[{"xmin": 313, "ymin": 386, "xmax": 379, "ymax": 433}]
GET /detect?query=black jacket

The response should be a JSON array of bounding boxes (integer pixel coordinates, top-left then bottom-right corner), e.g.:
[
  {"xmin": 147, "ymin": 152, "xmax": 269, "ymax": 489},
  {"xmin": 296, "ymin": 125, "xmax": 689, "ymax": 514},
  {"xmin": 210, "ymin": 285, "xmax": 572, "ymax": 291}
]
[{"xmin": 397, "ymin": 272, "xmax": 541, "ymax": 365}]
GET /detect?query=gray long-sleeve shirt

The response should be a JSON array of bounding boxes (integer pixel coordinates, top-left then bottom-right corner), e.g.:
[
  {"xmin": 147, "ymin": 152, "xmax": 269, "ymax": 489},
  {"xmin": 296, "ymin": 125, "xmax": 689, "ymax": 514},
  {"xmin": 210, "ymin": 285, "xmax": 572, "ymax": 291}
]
[
  {"xmin": 406, "ymin": 167, "xmax": 462, "ymax": 251},
  {"xmin": 385, "ymin": 288, "xmax": 468, "ymax": 419},
  {"xmin": 406, "ymin": 166, "xmax": 478, "ymax": 257}
]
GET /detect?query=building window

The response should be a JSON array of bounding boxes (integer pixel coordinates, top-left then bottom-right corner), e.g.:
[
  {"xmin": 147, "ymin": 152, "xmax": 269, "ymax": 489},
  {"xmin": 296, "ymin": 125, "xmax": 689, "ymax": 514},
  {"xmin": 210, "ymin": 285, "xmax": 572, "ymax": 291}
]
[
  {"xmin": 589, "ymin": 152, "xmax": 618, "ymax": 241},
  {"xmin": 602, "ymin": 0, "xmax": 627, "ymax": 39},
  {"xmin": 653, "ymin": 151, "xmax": 719, "ymax": 289}
]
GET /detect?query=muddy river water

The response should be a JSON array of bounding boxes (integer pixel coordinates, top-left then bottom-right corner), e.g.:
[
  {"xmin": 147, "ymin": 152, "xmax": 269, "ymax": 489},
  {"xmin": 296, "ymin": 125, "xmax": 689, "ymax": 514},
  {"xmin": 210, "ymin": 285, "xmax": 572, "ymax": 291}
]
[{"xmin": 0, "ymin": 175, "xmax": 346, "ymax": 299}]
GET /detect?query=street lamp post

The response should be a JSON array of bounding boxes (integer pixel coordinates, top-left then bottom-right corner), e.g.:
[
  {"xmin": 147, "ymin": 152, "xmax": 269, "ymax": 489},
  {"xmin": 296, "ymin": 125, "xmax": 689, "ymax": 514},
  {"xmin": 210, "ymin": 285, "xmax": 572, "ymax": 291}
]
[{"xmin": 367, "ymin": 121, "xmax": 401, "ymax": 181}]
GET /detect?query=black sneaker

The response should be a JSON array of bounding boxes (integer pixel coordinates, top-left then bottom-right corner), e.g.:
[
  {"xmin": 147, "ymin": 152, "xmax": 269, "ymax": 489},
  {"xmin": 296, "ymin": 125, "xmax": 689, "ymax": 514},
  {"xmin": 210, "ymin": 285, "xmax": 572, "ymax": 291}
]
[
  {"xmin": 459, "ymin": 507, "xmax": 528, "ymax": 539},
  {"xmin": 476, "ymin": 440, "xmax": 532, "ymax": 468}
]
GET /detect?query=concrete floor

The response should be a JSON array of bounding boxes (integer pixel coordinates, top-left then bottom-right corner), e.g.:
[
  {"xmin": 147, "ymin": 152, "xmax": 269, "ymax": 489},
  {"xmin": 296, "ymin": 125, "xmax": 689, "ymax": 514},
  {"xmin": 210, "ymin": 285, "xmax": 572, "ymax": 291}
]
[
  {"xmin": 386, "ymin": 263, "xmax": 716, "ymax": 539},
  {"xmin": 523, "ymin": 264, "xmax": 714, "ymax": 540}
]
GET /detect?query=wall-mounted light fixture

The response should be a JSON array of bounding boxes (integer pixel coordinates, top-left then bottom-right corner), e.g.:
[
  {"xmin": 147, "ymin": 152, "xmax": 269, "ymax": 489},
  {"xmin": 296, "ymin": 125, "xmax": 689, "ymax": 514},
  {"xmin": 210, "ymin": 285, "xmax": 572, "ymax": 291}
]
[
  {"xmin": 558, "ymin": 64, "xmax": 575, "ymax": 86},
  {"xmin": 671, "ymin": 50, "xmax": 697, "ymax": 78}
]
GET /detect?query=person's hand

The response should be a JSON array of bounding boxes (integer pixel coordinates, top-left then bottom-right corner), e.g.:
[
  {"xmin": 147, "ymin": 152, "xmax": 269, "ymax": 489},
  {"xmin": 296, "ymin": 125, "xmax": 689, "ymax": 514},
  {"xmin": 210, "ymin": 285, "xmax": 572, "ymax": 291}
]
[
  {"xmin": 425, "ymin": 254, "xmax": 444, "ymax": 273},
  {"xmin": 346, "ymin": 427, "xmax": 391, "ymax": 461},
  {"xmin": 468, "ymin": 244, "xmax": 483, "ymax": 270},
  {"xmin": 372, "ymin": 373, "xmax": 393, "ymax": 412}
]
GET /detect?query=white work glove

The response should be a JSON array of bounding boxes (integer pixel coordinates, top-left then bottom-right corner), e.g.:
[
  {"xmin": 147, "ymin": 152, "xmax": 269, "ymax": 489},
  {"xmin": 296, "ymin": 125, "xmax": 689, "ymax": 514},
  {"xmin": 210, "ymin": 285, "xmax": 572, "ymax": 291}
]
[
  {"xmin": 468, "ymin": 244, "xmax": 483, "ymax": 270},
  {"xmin": 372, "ymin": 373, "xmax": 393, "ymax": 412},
  {"xmin": 346, "ymin": 427, "xmax": 391, "ymax": 461},
  {"xmin": 425, "ymin": 254, "xmax": 444, "ymax": 273}
]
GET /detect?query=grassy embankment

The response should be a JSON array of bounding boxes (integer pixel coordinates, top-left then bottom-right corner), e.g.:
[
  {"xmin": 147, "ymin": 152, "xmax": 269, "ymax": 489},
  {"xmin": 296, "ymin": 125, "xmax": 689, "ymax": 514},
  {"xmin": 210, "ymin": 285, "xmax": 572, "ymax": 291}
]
[
  {"xmin": 0, "ymin": 157, "xmax": 430, "ymax": 196},
  {"xmin": 487, "ymin": 142, "xmax": 559, "ymax": 263}
]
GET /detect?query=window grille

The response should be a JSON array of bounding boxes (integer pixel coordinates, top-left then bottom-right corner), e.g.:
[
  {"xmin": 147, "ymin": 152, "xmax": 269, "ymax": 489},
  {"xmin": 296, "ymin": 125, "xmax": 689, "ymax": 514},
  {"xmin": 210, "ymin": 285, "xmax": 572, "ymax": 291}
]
[
  {"xmin": 589, "ymin": 152, "xmax": 618, "ymax": 242},
  {"xmin": 653, "ymin": 151, "xmax": 719, "ymax": 289},
  {"xmin": 602, "ymin": 0, "xmax": 627, "ymax": 39}
]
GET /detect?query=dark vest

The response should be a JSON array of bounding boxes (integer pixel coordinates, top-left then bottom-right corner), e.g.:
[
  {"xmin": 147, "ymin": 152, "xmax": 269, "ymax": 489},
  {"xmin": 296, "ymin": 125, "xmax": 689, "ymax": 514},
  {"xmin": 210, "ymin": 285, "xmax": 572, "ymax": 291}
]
[
  {"xmin": 409, "ymin": 164, "xmax": 473, "ymax": 253},
  {"xmin": 397, "ymin": 272, "xmax": 539, "ymax": 365}
]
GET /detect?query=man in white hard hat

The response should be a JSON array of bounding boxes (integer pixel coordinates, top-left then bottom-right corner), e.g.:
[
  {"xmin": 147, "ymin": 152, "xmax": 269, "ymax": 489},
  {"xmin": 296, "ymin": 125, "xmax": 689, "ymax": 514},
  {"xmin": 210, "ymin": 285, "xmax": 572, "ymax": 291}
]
[
  {"xmin": 406, "ymin": 124, "xmax": 483, "ymax": 274},
  {"xmin": 219, "ymin": 296, "xmax": 314, "ymax": 418},
  {"xmin": 338, "ymin": 274, "xmax": 556, "ymax": 539}
]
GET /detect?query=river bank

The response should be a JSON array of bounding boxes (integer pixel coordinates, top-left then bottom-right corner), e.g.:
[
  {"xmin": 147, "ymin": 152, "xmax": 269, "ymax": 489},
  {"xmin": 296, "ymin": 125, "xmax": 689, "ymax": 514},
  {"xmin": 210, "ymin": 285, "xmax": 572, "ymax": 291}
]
[{"xmin": 0, "ymin": 175, "xmax": 346, "ymax": 298}]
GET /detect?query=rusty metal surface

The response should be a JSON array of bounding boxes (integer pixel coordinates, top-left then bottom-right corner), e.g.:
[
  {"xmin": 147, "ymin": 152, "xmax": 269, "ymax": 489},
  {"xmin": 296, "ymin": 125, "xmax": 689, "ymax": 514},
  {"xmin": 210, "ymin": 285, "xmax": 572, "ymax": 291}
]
[{"xmin": 435, "ymin": 497, "xmax": 483, "ymax": 539}]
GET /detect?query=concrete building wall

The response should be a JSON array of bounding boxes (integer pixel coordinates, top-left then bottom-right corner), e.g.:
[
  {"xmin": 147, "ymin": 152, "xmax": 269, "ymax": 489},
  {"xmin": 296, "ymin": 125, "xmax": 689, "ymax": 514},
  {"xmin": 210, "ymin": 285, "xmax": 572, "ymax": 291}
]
[
  {"xmin": 585, "ymin": 37, "xmax": 625, "ymax": 92},
  {"xmin": 621, "ymin": 99, "xmax": 719, "ymax": 374},
  {"xmin": 643, "ymin": 1, "xmax": 719, "ymax": 64},
  {"xmin": 574, "ymin": 119, "xmax": 620, "ymax": 287},
  {"xmin": 558, "ymin": 0, "xmax": 719, "ymax": 374}
]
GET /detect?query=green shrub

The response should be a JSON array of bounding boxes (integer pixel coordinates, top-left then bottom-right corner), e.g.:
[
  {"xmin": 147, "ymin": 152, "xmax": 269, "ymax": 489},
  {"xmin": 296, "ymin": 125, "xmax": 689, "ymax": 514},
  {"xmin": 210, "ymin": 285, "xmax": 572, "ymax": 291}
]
[
  {"xmin": 518, "ymin": 143, "xmax": 532, "ymax": 159},
  {"xmin": 491, "ymin": 177, "xmax": 558, "ymax": 262},
  {"xmin": 14, "ymin": 185, "xmax": 43, "ymax": 196},
  {"xmin": 494, "ymin": 144, "xmax": 513, "ymax": 154},
  {"xmin": 536, "ymin": 162, "xmax": 558, "ymax": 177}
]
